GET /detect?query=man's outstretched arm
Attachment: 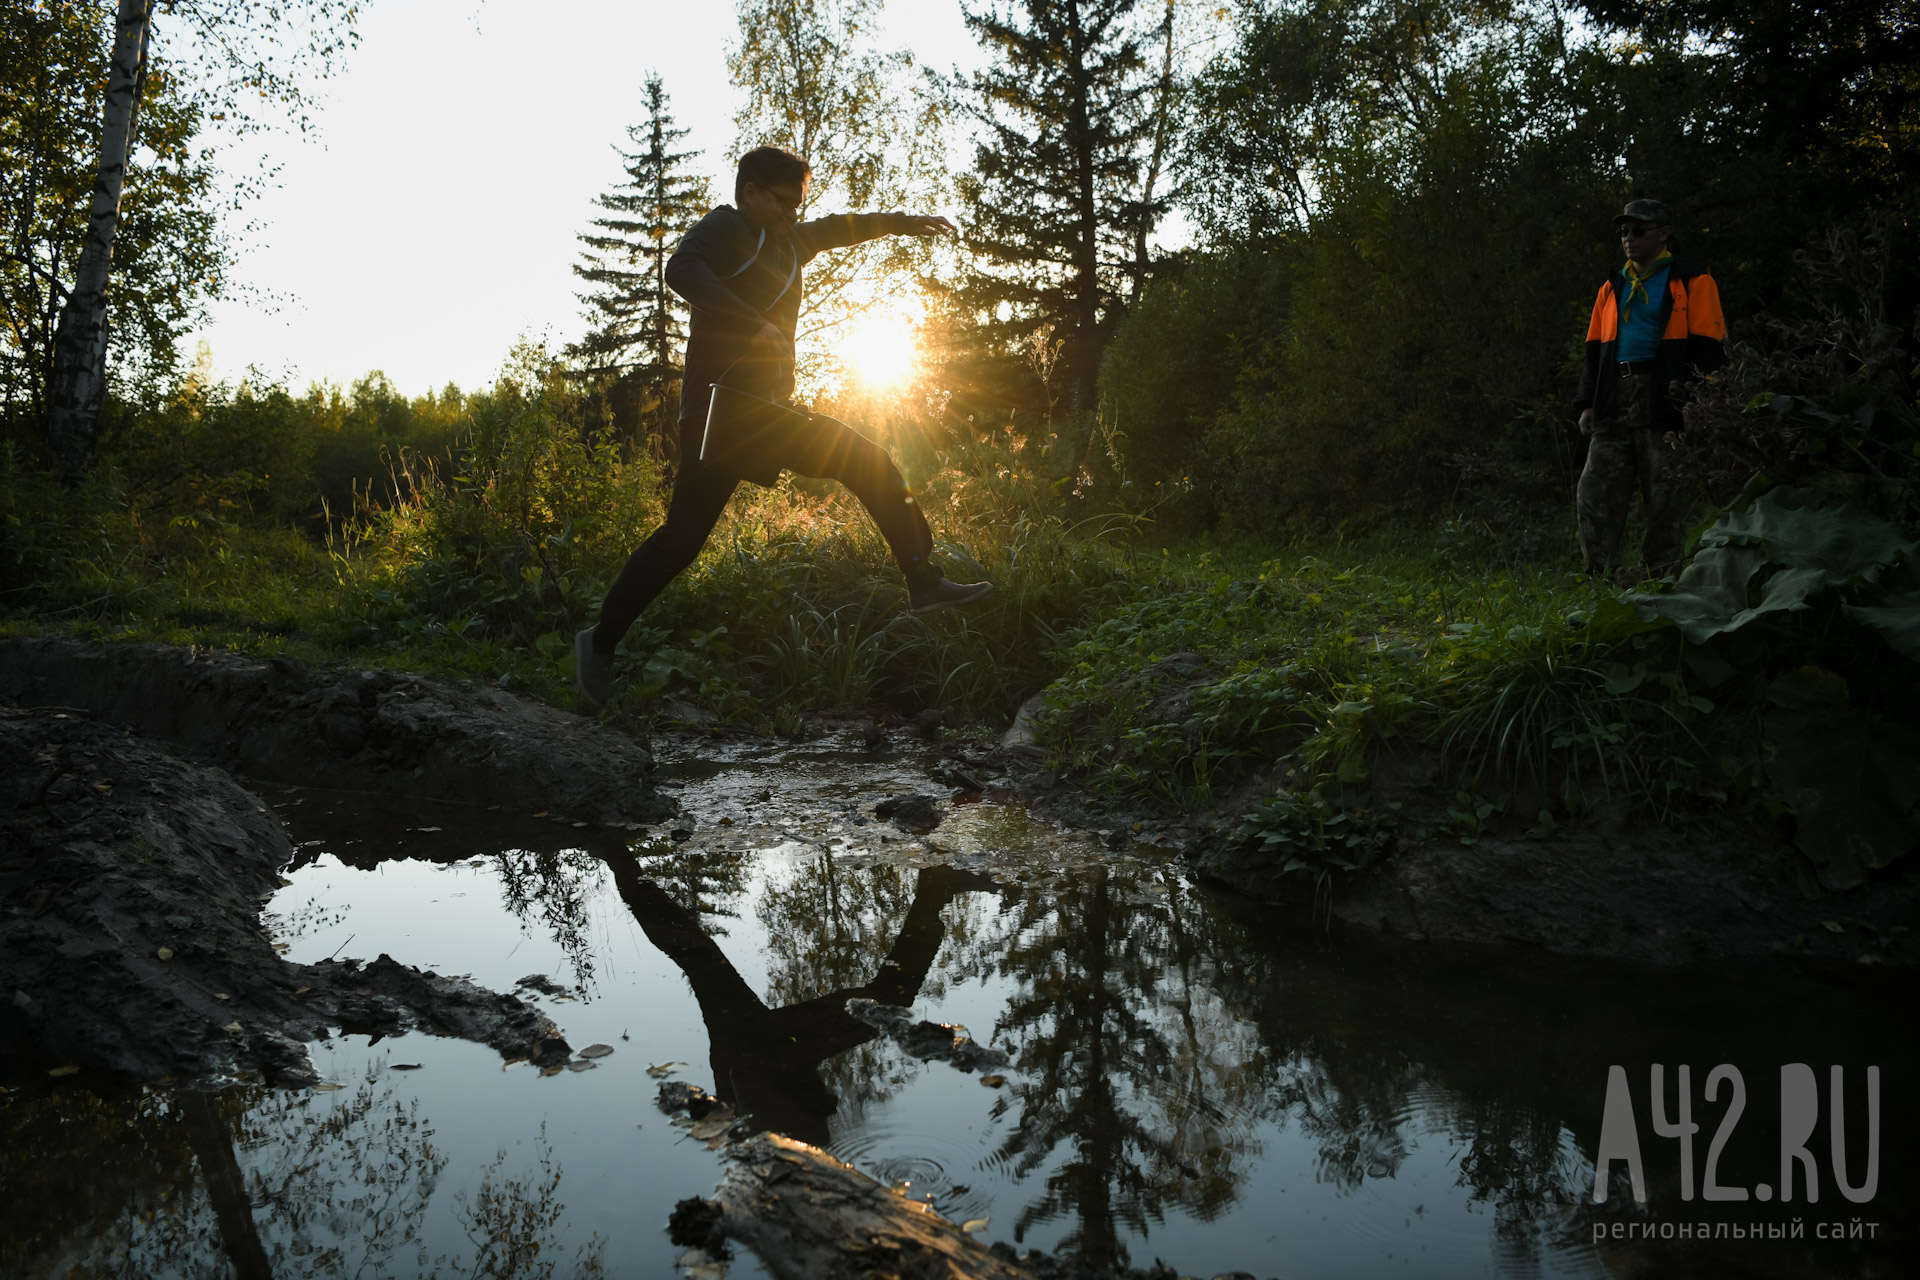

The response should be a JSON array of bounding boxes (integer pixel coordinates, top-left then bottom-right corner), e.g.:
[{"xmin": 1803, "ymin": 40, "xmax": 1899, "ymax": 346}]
[{"xmin": 794, "ymin": 212, "xmax": 957, "ymax": 259}]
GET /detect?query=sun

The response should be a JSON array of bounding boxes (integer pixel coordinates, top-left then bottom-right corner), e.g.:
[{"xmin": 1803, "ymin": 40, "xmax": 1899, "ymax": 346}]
[{"xmin": 841, "ymin": 315, "xmax": 918, "ymax": 390}]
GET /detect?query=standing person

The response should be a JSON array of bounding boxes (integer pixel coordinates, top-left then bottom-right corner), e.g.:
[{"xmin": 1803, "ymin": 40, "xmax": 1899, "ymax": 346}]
[
  {"xmin": 1572, "ymin": 198, "xmax": 1727, "ymax": 578},
  {"xmin": 574, "ymin": 146, "xmax": 990, "ymax": 708}
]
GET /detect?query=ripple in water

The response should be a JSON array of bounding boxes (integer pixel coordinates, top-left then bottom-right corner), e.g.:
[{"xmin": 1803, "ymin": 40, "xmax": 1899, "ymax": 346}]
[{"xmin": 833, "ymin": 1124, "xmax": 997, "ymax": 1225}]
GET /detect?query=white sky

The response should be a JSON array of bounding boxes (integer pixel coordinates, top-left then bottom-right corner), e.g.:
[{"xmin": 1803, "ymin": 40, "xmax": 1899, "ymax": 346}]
[{"xmin": 187, "ymin": 0, "xmax": 986, "ymax": 397}]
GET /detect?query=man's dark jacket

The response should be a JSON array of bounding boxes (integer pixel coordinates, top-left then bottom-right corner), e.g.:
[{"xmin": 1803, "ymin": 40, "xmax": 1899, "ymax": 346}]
[
  {"xmin": 664, "ymin": 205, "xmax": 912, "ymax": 433},
  {"xmin": 1573, "ymin": 257, "xmax": 1728, "ymax": 431}
]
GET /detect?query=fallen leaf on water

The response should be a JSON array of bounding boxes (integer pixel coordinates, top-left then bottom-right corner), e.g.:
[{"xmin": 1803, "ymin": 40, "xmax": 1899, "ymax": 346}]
[
  {"xmin": 567, "ymin": 1060, "xmax": 597, "ymax": 1072},
  {"xmin": 578, "ymin": 1043, "xmax": 614, "ymax": 1059},
  {"xmin": 689, "ymin": 1107, "xmax": 734, "ymax": 1140},
  {"xmin": 293, "ymin": 987, "xmax": 310, "ymax": 996},
  {"xmin": 48, "ymin": 1066, "xmax": 80, "ymax": 1078},
  {"xmin": 571, "ymin": 821, "xmax": 588, "ymax": 828},
  {"xmin": 717, "ymin": 816, "xmax": 733, "ymax": 826},
  {"xmin": 646, "ymin": 1061, "xmax": 686, "ymax": 1078},
  {"xmin": 539, "ymin": 1065, "xmax": 565, "ymax": 1077},
  {"xmin": 312, "ymin": 1083, "xmax": 344, "ymax": 1092},
  {"xmin": 704, "ymin": 1135, "xmax": 731, "ymax": 1150},
  {"xmin": 531, "ymin": 811, "xmax": 549, "ymax": 818},
  {"xmin": 156, "ymin": 947, "xmax": 174, "ymax": 961},
  {"xmin": 222, "ymin": 1022, "xmax": 243, "ymax": 1033},
  {"xmin": 392, "ymin": 1063, "xmax": 423, "ymax": 1071},
  {"xmin": 272, "ymin": 943, "xmax": 289, "ymax": 952},
  {"xmin": 356, "ymin": 987, "xmax": 372, "ymax": 996},
  {"xmin": 979, "ymin": 1075, "xmax": 1005, "ymax": 1088},
  {"xmin": 670, "ymin": 1116, "xmax": 695, "ymax": 1129},
  {"xmin": 1823, "ymin": 920, "xmax": 1845, "ymax": 933},
  {"xmin": 213, "ymin": 993, "xmax": 230, "ymax": 1001},
  {"xmin": 961, "ymin": 1218, "xmax": 990, "ymax": 1234}
]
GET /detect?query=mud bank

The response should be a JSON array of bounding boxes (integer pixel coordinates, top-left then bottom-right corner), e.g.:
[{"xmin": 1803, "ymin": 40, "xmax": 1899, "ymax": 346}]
[
  {"xmin": 0, "ymin": 635, "xmax": 671, "ymax": 825},
  {"xmin": 0, "ymin": 705, "xmax": 570, "ymax": 1083},
  {"xmin": 987, "ymin": 734, "xmax": 1920, "ymax": 966}
]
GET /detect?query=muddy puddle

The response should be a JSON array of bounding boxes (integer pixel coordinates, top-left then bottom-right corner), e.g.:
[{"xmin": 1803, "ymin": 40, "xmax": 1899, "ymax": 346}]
[{"xmin": 4, "ymin": 729, "xmax": 1914, "ymax": 1278}]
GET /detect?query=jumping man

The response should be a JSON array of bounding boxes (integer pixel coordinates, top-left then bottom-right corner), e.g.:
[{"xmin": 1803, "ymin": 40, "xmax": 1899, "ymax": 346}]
[{"xmin": 575, "ymin": 146, "xmax": 991, "ymax": 708}]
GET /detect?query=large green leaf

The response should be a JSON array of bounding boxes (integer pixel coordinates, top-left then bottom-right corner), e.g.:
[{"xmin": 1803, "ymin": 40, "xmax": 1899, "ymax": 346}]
[
  {"xmin": 1765, "ymin": 708, "xmax": 1920, "ymax": 889},
  {"xmin": 1703, "ymin": 486, "xmax": 1915, "ymax": 585},
  {"xmin": 1630, "ymin": 488, "xmax": 1918, "ymax": 643},
  {"xmin": 1844, "ymin": 587, "xmax": 1920, "ymax": 662},
  {"xmin": 1626, "ymin": 544, "xmax": 1788, "ymax": 642}
]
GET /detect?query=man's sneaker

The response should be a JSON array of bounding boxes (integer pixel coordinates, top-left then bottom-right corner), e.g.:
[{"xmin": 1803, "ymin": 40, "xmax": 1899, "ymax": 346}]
[
  {"xmin": 574, "ymin": 628, "xmax": 613, "ymax": 708},
  {"xmin": 909, "ymin": 577, "xmax": 992, "ymax": 614}
]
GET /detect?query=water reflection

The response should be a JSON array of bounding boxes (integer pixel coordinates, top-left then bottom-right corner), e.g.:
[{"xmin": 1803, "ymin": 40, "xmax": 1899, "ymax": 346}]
[
  {"xmin": 9, "ymin": 771, "xmax": 1912, "ymax": 1279},
  {"xmin": 610, "ymin": 848, "xmax": 996, "ymax": 1144},
  {"xmin": 1, "ymin": 1068, "xmax": 612, "ymax": 1279}
]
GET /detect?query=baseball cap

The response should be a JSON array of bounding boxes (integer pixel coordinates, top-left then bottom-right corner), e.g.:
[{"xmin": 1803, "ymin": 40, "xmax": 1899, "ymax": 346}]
[{"xmin": 1613, "ymin": 198, "xmax": 1673, "ymax": 227}]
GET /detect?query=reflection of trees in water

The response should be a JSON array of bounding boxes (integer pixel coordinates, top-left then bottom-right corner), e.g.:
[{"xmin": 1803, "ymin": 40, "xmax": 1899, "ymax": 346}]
[
  {"xmin": 633, "ymin": 838, "xmax": 753, "ymax": 934},
  {"xmin": 492, "ymin": 846, "xmax": 607, "ymax": 988},
  {"xmin": 450, "ymin": 1125, "xmax": 608, "ymax": 1279},
  {"xmin": 980, "ymin": 863, "xmax": 1596, "ymax": 1270},
  {"xmin": 987, "ymin": 864, "xmax": 1277, "ymax": 1269},
  {"xmin": 755, "ymin": 851, "xmax": 923, "ymax": 1112},
  {"xmin": 3, "ymin": 1068, "xmax": 602, "ymax": 1279}
]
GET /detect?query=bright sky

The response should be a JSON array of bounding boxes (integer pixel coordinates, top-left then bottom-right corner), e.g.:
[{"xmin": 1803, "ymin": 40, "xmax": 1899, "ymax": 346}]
[{"xmin": 189, "ymin": 0, "xmax": 986, "ymax": 397}]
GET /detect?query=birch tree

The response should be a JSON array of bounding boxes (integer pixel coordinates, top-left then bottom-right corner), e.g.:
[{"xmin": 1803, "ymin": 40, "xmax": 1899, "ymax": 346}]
[
  {"xmin": 42, "ymin": 0, "xmax": 361, "ymax": 482},
  {"xmin": 728, "ymin": 0, "xmax": 950, "ymax": 388}
]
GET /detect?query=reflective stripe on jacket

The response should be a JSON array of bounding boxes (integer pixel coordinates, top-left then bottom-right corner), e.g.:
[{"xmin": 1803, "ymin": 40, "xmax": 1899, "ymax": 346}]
[
  {"xmin": 1574, "ymin": 258, "xmax": 1728, "ymax": 430},
  {"xmin": 665, "ymin": 205, "xmax": 910, "ymax": 426}
]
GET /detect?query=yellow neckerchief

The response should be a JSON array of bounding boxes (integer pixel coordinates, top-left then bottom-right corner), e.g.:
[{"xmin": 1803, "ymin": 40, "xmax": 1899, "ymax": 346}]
[{"xmin": 1620, "ymin": 248, "xmax": 1673, "ymax": 324}]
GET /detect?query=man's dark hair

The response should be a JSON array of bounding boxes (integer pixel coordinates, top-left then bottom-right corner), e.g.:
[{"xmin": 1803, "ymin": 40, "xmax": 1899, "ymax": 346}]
[{"xmin": 735, "ymin": 146, "xmax": 811, "ymax": 204}]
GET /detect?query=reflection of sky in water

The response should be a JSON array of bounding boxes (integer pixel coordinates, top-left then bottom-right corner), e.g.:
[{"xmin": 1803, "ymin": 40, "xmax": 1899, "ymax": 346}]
[
  {"xmin": 7, "ymin": 733, "xmax": 1912, "ymax": 1278},
  {"xmin": 257, "ymin": 795, "xmax": 1604, "ymax": 1279}
]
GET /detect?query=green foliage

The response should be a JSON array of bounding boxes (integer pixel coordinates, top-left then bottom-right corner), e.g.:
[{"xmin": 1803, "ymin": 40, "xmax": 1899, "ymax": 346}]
[
  {"xmin": 1235, "ymin": 789, "xmax": 1401, "ymax": 891},
  {"xmin": 952, "ymin": 0, "xmax": 1158, "ymax": 415},
  {"xmin": 1620, "ymin": 489, "xmax": 1920, "ymax": 886},
  {"xmin": 1628, "ymin": 487, "xmax": 1916, "ymax": 644},
  {"xmin": 567, "ymin": 73, "xmax": 708, "ymax": 456},
  {"xmin": 0, "ymin": 2, "xmax": 227, "ymax": 415}
]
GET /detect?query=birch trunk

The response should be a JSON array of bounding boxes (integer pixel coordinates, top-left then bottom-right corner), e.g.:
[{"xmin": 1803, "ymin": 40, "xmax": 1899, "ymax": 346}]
[{"xmin": 45, "ymin": 0, "xmax": 153, "ymax": 481}]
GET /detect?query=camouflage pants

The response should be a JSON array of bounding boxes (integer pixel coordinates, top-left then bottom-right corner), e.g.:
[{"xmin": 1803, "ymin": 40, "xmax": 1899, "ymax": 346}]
[{"xmin": 1577, "ymin": 371, "xmax": 1685, "ymax": 573}]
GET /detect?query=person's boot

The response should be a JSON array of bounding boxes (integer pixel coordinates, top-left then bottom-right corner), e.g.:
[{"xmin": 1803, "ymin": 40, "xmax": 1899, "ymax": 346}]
[
  {"xmin": 575, "ymin": 629, "xmax": 613, "ymax": 708},
  {"xmin": 909, "ymin": 574, "xmax": 992, "ymax": 614}
]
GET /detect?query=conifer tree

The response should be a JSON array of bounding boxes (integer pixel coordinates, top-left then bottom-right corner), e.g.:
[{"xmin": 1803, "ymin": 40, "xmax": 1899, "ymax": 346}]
[
  {"xmin": 955, "ymin": 0, "xmax": 1156, "ymax": 417},
  {"xmin": 570, "ymin": 74, "xmax": 710, "ymax": 456}
]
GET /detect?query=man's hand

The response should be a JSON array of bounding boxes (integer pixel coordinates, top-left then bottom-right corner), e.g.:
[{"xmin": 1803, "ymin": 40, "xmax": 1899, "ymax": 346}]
[
  {"xmin": 1578, "ymin": 407, "xmax": 1595, "ymax": 435},
  {"xmin": 902, "ymin": 215, "xmax": 958, "ymax": 239}
]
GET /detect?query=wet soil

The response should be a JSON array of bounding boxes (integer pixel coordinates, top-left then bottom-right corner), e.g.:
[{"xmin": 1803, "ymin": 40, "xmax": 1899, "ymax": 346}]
[
  {"xmin": 993, "ymin": 731, "xmax": 1920, "ymax": 967},
  {"xmin": 0, "ymin": 705, "xmax": 570, "ymax": 1084},
  {"xmin": 0, "ymin": 635, "xmax": 671, "ymax": 825}
]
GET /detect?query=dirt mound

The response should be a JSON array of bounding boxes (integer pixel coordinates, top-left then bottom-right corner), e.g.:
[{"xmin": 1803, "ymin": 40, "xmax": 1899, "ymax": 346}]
[
  {"xmin": 0, "ymin": 705, "xmax": 570, "ymax": 1083},
  {"xmin": 1194, "ymin": 809, "xmax": 1920, "ymax": 965},
  {"xmin": 0, "ymin": 635, "xmax": 671, "ymax": 825}
]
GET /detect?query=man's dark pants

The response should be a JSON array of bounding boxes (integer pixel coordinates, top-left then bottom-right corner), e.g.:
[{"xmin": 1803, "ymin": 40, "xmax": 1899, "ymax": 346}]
[
  {"xmin": 591, "ymin": 410, "xmax": 934, "ymax": 652},
  {"xmin": 1577, "ymin": 369, "xmax": 1685, "ymax": 573}
]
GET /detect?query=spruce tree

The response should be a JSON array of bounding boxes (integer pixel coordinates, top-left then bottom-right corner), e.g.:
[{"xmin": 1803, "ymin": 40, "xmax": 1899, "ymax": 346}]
[
  {"xmin": 955, "ymin": 0, "xmax": 1155, "ymax": 417},
  {"xmin": 570, "ymin": 74, "xmax": 710, "ymax": 457}
]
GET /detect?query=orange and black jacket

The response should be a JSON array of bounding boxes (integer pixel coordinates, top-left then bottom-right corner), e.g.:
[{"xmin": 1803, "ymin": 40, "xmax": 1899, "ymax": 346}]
[{"xmin": 1574, "ymin": 257, "xmax": 1728, "ymax": 431}]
